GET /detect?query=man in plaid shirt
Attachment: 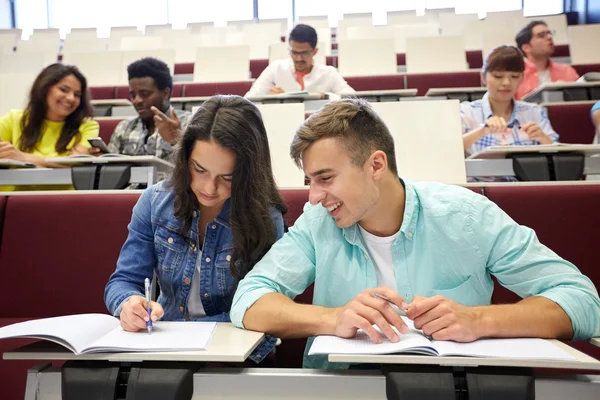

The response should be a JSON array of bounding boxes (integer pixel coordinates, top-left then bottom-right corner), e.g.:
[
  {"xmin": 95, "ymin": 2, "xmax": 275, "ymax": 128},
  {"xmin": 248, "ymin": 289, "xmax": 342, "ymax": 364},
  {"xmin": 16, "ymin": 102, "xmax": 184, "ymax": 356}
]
[{"xmin": 105, "ymin": 57, "xmax": 192, "ymax": 162}]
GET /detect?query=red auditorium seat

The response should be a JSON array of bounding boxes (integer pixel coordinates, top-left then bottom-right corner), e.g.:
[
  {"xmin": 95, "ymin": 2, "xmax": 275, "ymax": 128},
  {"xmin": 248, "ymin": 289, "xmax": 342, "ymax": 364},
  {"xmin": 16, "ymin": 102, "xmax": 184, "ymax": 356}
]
[
  {"xmin": 545, "ymin": 102, "xmax": 596, "ymax": 144},
  {"xmin": 396, "ymin": 53, "xmax": 406, "ymax": 66},
  {"xmin": 553, "ymin": 44, "xmax": 570, "ymax": 58},
  {"xmin": 0, "ymin": 193, "xmax": 140, "ymax": 319},
  {"xmin": 184, "ymin": 81, "xmax": 253, "ymax": 97},
  {"xmin": 466, "ymin": 50, "xmax": 483, "ymax": 69},
  {"xmin": 90, "ymin": 86, "xmax": 116, "ymax": 100},
  {"xmin": 280, "ymin": 189, "xmax": 309, "ymax": 227},
  {"xmin": 97, "ymin": 118, "xmax": 123, "ymax": 143},
  {"xmin": 250, "ymin": 59, "xmax": 269, "ymax": 79},
  {"xmin": 173, "ymin": 63, "xmax": 194, "ymax": 75},
  {"xmin": 115, "ymin": 83, "xmax": 184, "ymax": 99},
  {"xmin": 406, "ymin": 71, "xmax": 482, "ymax": 96},
  {"xmin": 0, "ymin": 196, "xmax": 5, "ymax": 249},
  {"xmin": 572, "ymin": 64, "xmax": 600, "ymax": 77},
  {"xmin": 484, "ymin": 184, "xmax": 600, "ymax": 305},
  {"xmin": 344, "ymin": 74, "xmax": 406, "ymax": 91}
]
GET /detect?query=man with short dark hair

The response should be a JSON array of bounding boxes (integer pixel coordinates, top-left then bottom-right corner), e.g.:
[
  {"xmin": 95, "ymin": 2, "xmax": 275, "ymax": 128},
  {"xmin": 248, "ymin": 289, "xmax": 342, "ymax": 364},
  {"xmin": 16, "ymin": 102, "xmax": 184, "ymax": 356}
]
[
  {"xmin": 230, "ymin": 98, "xmax": 600, "ymax": 370},
  {"xmin": 514, "ymin": 20, "xmax": 579, "ymax": 100},
  {"xmin": 102, "ymin": 57, "xmax": 192, "ymax": 161},
  {"xmin": 245, "ymin": 24, "xmax": 355, "ymax": 96}
]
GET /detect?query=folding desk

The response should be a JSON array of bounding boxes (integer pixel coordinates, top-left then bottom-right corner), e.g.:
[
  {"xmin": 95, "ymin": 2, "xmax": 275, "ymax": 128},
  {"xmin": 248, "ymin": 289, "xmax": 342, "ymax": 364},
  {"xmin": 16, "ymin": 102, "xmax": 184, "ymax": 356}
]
[
  {"xmin": 0, "ymin": 156, "xmax": 173, "ymax": 189},
  {"xmin": 425, "ymin": 86, "xmax": 486, "ymax": 102},
  {"xmin": 466, "ymin": 144, "xmax": 600, "ymax": 181},
  {"xmin": 523, "ymin": 82, "xmax": 600, "ymax": 104}
]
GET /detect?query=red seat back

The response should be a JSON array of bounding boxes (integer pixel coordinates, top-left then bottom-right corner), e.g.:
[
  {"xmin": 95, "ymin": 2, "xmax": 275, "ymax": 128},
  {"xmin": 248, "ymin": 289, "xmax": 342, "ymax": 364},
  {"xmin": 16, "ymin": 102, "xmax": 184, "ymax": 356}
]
[
  {"xmin": 484, "ymin": 185, "xmax": 600, "ymax": 305},
  {"xmin": 0, "ymin": 193, "xmax": 141, "ymax": 318},
  {"xmin": 98, "ymin": 119, "xmax": 123, "ymax": 143},
  {"xmin": 184, "ymin": 81, "xmax": 253, "ymax": 97},
  {"xmin": 344, "ymin": 74, "xmax": 406, "ymax": 91},
  {"xmin": 406, "ymin": 71, "xmax": 482, "ymax": 96},
  {"xmin": 546, "ymin": 103, "xmax": 596, "ymax": 144}
]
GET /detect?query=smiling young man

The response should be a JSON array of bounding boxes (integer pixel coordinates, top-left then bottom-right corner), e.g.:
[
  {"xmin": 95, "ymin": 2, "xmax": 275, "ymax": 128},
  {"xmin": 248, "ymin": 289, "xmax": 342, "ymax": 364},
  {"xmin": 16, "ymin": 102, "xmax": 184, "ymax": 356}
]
[
  {"xmin": 104, "ymin": 57, "xmax": 192, "ymax": 161},
  {"xmin": 245, "ymin": 24, "xmax": 355, "ymax": 96},
  {"xmin": 515, "ymin": 20, "xmax": 579, "ymax": 100},
  {"xmin": 230, "ymin": 98, "xmax": 600, "ymax": 369}
]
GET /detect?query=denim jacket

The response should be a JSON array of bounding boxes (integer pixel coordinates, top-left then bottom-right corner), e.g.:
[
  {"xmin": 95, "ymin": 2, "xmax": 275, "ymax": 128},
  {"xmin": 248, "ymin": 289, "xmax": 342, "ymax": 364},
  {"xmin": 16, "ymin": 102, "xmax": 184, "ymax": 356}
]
[{"xmin": 105, "ymin": 181, "xmax": 284, "ymax": 363}]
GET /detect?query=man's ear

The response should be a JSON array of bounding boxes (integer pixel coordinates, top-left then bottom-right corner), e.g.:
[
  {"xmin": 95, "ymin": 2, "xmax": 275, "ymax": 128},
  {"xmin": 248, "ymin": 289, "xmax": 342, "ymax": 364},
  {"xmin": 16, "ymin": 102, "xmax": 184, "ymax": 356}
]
[
  {"xmin": 370, "ymin": 150, "xmax": 388, "ymax": 180},
  {"xmin": 163, "ymin": 87, "xmax": 171, "ymax": 101},
  {"xmin": 521, "ymin": 43, "xmax": 531, "ymax": 57},
  {"xmin": 313, "ymin": 47, "xmax": 319, "ymax": 56}
]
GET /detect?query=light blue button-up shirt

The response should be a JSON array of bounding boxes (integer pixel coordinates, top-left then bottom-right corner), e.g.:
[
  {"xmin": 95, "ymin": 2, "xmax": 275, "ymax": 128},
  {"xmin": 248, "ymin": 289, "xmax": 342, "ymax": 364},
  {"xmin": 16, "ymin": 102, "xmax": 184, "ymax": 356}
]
[
  {"xmin": 460, "ymin": 92, "xmax": 559, "ymax": 158},
  {"xmin": 231, "ymin": 179, "xmax": 600, "ymax": 369}
]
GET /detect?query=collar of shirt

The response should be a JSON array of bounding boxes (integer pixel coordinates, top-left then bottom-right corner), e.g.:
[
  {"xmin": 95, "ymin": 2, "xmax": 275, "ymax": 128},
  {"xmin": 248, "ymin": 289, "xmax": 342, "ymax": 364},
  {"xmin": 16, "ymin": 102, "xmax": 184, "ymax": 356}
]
[
  {"xmin": 287, "ymin": 58, "xmax": 314, "ymax": 78},
  {"xmin": 481, "ymin": 92, "xmax": 521, "ymax": 128},
  {"xmin": 524, "ymin": 57, "xmax": 555, "ymax": 74},
  {"xmin": 342, "ymin": 178, "xmax": 418, "ymax": 245},
  {"xmin": 195, "ymin": 197, "xmax": 232, "ymax": 230}
]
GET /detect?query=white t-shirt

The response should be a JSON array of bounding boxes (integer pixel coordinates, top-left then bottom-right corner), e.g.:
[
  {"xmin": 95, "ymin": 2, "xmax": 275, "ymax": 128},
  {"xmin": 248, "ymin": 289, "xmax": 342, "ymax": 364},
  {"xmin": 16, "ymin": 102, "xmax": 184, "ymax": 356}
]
[
  {"xmin": 186, "ymin": 250, "xmax": 206, "ymax": 319},
  {"xmin": 538, "ymin": 69, "xmax": 552, "ymax": 86},
  {"xmin": 358, "ymin": 225, "xmax": 399, "ymax": 290}
]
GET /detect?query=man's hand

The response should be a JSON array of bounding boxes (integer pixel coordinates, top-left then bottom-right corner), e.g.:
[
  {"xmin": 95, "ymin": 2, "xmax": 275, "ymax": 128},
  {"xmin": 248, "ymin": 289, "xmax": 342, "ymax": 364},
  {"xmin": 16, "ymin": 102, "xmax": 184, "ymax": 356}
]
[
  {"xmin": 269, "ymin": 86, "xmax": 285, "ymax": 95},
  {"xmin": 407, "ymin": 295, "xmax": 483, "ymax": 342},
  {"xmin": 521, "ymin": 122, "xmax": 553, "ymax": 144},
  {"xmin": 331, "ymin": 288, "xmax": 409, "ymax": 344},
  {"xmin": 151, "ymin": 107, "xmax": 182, "ymax": 145}
]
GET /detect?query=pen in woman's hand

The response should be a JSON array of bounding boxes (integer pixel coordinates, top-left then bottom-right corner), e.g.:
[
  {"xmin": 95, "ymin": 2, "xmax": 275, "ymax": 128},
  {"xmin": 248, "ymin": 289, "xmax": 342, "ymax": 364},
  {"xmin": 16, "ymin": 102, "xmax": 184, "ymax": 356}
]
[{"xmin": 144, "ymin": 278, "xmax": 153, "ymax": 334}]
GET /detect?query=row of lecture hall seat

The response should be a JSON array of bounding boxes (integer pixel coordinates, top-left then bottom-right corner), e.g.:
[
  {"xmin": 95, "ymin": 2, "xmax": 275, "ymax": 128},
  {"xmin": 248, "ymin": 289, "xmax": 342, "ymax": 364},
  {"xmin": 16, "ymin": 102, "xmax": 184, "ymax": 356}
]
[
  {"xmin": 1, "ymin": 184, "xmax": 600, "ymax": 398},
  {"xmin": 88, "ymin": 60, "xmax": 600, "ymax": 101},
  {"xmin": 95, "ymin": 101, "xmax": 599, "ymax": 146}
]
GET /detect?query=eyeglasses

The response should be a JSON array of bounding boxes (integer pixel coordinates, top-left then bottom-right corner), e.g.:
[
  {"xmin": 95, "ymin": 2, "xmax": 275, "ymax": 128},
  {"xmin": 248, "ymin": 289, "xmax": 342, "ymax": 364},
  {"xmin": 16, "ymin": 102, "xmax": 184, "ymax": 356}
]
[
  {"xmin": 532, "ymin": 29, "xmax": 556, "ymax": 39},
  {"xmin": 289, "ymin": 49, "xmax": 314, "ymax": 58}
]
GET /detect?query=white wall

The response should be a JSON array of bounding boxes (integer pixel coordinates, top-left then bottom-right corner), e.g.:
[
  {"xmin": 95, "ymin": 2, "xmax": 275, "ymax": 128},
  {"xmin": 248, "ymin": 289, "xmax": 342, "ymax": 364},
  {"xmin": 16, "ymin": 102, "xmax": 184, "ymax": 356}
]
[{"xmin": 0, "ymin": 0, "xmax": 12, "ymax": 29}]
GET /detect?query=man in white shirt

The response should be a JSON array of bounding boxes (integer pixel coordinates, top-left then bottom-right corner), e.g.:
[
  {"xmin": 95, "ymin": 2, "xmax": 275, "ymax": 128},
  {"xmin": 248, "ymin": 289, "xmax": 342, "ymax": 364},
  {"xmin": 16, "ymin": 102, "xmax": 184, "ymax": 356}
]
[{"xmin": 245, "ymin": 24, "xmax": 355, "ymax": 97}]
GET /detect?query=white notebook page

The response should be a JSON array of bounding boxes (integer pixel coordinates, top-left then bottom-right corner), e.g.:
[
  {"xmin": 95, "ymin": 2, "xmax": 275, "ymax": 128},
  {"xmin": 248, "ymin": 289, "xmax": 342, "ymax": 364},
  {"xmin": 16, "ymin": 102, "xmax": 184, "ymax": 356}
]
[
  {"xmin": 432, "ymin": 338, "xmax": 575, "ymax": 360},
  {"xmin": 85, "ymin": 321, "xmax": 217, "ymax": 353},
  {"xmin": 0, "ymin": 314, "xmax": 119, "ymax": 354},
  {"xmin": 309, "ymin": 318, "xmax": 434, "ymax": 356}
]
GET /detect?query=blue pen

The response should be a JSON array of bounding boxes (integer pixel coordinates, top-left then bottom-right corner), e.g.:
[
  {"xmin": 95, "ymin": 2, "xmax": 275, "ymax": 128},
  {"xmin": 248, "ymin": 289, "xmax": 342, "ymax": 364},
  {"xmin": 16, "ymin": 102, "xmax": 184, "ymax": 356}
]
[{"xmin": 144, "ymin": 277, "xmax": 153, "ymax": 334}]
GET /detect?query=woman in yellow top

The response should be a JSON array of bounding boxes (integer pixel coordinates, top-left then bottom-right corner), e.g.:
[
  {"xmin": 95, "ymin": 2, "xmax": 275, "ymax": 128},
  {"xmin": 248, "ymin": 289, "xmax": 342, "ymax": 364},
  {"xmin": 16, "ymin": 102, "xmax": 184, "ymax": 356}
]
[{"xmin": 0, "ymin": 63, "xmax": 99, "ymax": 190}]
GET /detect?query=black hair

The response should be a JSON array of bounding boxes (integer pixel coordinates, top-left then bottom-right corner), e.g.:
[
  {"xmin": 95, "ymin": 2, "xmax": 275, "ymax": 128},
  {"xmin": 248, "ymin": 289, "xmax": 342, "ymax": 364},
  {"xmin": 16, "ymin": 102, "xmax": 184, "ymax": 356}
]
[
  {"xmin": 127, "ymin": 57, "xmax": 173, "ymax": 96},
  {"xmin": 289, "ymin": 24, "xmax": 318, "ymax": 49}
]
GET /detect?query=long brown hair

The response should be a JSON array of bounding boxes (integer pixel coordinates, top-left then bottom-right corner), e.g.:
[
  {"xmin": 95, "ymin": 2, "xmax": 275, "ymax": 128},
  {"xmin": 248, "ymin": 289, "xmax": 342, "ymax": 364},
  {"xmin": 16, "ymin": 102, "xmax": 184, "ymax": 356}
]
[
  {"xmin": 170, "ymin": 95, "xmax": 287, "ymax": 279},
  {"xmin": 20, "ymin": 63, "xmax": 93, "ymax": 153}
]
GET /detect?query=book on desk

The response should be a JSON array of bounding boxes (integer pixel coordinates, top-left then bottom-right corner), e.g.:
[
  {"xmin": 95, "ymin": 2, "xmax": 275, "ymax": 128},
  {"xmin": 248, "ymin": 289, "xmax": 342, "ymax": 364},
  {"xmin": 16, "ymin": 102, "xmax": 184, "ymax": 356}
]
[
  {"xmin": 309, "ymin": 317, "xmax": 575, "ymax": 361},
  {"xmin": 0, "ymin": 314, "xmax": 216, "ymax": 355}
]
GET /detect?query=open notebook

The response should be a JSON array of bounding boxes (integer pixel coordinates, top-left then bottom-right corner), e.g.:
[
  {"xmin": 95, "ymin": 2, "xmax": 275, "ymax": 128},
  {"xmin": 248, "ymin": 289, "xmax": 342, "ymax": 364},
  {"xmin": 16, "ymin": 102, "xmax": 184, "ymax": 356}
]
[
  {"xmin": 0, "ymin": 314, "xmax": 216, "ymax": 355},
  {"xmin": 309, "ymin": 317, "xmax": 574, "ymax": 361}
]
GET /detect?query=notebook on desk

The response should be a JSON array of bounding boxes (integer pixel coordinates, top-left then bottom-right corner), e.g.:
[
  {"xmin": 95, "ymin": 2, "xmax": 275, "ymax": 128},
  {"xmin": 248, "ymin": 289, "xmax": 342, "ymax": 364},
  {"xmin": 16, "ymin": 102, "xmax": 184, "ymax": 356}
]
[
  {"xmin": 309, "ymin": 317, "xmax": 575, "ymax": 361},
  {"xmin": 0, "ymin": 314, "xmax": 216, "ymax": 355}
]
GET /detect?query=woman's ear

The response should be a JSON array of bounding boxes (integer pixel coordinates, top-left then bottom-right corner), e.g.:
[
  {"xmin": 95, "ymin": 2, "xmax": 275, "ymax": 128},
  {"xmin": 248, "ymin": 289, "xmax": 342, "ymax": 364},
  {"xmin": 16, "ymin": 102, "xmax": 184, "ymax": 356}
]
[{"xmin": 480, "ymin": 72, "xmax": 486, "ymax": 86}]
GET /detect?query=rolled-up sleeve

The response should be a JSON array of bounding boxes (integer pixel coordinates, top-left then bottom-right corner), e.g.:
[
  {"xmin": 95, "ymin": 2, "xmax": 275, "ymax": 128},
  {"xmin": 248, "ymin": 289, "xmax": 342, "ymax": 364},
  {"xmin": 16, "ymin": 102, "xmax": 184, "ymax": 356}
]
[
  {"xmin": 231, "ymin": 209, "xmax": 317, "ymax": 328},
  {"xmin": 468, "ymin": 194, "xmax": 600, "ymax": 340}
]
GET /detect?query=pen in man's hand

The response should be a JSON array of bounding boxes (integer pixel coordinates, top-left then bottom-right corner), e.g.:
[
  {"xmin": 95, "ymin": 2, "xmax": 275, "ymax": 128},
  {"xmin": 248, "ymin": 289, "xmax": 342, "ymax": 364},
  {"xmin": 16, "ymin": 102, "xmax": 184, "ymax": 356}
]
[
  {"xmin": 371, "ymin": 292, "xmax": 407, "ymax": 316},
  {"xmin": 144, "ymin": 277, "xmax": 153, "ymax": 334}
]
